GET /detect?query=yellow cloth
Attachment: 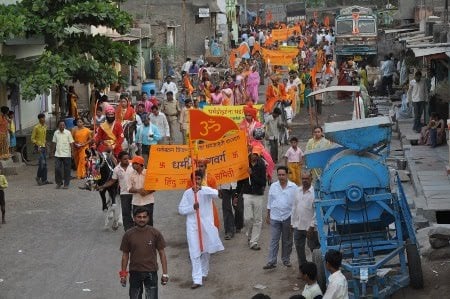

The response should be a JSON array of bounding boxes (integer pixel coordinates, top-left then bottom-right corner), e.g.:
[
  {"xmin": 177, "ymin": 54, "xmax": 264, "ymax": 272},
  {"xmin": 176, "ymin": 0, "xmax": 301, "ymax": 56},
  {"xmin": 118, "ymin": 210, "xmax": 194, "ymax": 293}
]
[
  {"xmin": 287, "ymin": 162, "xmax": 302, "ymax": 186},
  {"xmin": 306, "ymin": 137, "xmax": 331, "ymax": 181},
  {"xmin": 0, "ymin": 175, "xmax": 8, "ymax": 189},
  {"xmin": 72, "ymin": 127, "xmax": 92, "ymax": 179},
  {"xmin": 31, "ymin": 123, "xmax": 47, "ymax": 147}
]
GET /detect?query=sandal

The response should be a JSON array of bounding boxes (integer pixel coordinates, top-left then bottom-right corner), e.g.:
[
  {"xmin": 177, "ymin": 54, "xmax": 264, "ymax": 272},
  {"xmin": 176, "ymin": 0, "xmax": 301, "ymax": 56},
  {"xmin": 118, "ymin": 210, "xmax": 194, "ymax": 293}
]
[{"xmin": 250, "ymin": 244, "xmax": 261, "ymax": 251}]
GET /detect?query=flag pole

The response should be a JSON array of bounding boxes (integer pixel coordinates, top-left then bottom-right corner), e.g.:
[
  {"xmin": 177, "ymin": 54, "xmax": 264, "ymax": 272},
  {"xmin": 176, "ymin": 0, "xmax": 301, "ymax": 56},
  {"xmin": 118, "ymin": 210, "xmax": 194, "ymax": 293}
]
[{"xmin": 188, "ymin": 136, "xmax": 204, "ymax": 252}]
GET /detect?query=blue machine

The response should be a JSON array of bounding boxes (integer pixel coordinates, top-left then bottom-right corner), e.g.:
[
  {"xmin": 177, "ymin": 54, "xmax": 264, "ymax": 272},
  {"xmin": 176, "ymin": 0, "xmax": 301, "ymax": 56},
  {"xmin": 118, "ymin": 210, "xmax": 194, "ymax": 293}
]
[{"xmin": 305, "ymin": 116, "xmax": 423, "ymax": 298}]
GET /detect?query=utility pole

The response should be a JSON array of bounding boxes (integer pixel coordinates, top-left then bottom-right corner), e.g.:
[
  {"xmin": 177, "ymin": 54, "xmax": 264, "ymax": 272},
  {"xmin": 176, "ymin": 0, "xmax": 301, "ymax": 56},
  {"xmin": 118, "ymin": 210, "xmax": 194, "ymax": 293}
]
[
  {"xmin": 244, "ymin": 0, "xmax": 247, "ymax": 24},
  {"xmin": 183, "ymin": 0, "xmax": 187, "ymax": 59}
]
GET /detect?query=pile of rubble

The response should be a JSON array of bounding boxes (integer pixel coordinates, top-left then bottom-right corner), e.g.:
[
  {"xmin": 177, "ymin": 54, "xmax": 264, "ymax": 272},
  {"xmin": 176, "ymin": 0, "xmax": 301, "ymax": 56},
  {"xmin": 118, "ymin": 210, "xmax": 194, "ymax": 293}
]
[{"xmin": 417, "ymin": 225, "xmax": 450, "ymax": 260}]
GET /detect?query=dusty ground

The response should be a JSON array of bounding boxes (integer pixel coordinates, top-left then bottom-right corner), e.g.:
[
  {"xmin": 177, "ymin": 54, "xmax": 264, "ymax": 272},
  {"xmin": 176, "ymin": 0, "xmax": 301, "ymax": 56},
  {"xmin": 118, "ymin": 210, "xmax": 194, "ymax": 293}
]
[{"xmin": 1, "ymin": 94, "xmax": 449, "ymax": 299}]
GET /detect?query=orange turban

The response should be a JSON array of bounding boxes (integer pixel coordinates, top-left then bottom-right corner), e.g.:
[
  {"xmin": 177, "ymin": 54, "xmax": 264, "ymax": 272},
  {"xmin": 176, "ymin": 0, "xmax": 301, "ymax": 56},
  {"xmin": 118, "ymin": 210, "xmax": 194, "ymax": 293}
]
[
  {"xmin": 243, "ymin": 103, "xmax": 257, "ymax": 119},
  {"xmin": 251, "ymin": 143, "xmax": 263, "ymax": 156}
]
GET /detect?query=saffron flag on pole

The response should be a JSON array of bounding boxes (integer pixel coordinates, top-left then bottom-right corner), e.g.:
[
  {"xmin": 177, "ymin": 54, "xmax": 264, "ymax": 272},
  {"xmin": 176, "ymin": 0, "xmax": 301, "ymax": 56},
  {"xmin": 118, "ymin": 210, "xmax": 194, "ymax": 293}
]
[{"xmin": 189, "ymin": 109, "xmax": 239, "ymax": 141}]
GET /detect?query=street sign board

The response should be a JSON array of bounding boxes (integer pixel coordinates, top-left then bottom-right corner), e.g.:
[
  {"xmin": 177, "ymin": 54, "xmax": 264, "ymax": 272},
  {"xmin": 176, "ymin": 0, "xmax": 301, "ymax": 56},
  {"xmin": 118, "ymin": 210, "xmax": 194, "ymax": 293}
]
[
  {"xmin": 199, "ymin": 7, "xmax": 210, "ymax": 18},
  {"xmin": 286, "ymin": 2, "xmax": 306, "ymax": 22}
]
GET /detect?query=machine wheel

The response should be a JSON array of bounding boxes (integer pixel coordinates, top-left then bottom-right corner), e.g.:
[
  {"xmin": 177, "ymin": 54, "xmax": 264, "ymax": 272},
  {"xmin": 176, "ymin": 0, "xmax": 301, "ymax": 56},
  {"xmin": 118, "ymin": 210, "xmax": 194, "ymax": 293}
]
[
  {"xmin": 312, "ymin": 249, "xmax": 327, "ymax": 293},
  {"xmin": 406, "ymin": 243, "xmax": 424, "ymax": 289}
]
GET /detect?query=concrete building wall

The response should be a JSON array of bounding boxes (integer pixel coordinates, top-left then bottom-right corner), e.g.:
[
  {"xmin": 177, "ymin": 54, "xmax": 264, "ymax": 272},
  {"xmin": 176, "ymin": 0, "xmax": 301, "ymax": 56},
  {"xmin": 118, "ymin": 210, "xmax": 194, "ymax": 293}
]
[{"xmin": 121, "ymin": 0, "xmax": 214, "ymax": 62}]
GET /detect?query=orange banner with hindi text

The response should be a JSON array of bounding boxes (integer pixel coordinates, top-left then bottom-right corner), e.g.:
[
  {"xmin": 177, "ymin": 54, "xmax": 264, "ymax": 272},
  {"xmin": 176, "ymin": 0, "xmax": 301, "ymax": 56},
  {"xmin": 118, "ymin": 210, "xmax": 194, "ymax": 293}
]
[{"xmin": 144, "ymin": 131, "xmax": 249, "ymax": 190}]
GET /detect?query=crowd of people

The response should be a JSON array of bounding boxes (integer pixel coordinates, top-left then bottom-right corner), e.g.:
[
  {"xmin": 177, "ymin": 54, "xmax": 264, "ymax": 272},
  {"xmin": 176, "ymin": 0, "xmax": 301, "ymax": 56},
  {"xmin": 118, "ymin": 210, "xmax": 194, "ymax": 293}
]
[{"xmin": 10, "ymin": 13, "xmax": 441, "ymax": 299}]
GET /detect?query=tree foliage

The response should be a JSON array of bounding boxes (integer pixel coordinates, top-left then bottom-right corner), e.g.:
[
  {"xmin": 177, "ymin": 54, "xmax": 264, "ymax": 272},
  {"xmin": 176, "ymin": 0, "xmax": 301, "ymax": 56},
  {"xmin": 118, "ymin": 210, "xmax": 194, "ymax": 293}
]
[{"xmin": 0, "ymin": 0, "xmax": 137, "ymax": 100}]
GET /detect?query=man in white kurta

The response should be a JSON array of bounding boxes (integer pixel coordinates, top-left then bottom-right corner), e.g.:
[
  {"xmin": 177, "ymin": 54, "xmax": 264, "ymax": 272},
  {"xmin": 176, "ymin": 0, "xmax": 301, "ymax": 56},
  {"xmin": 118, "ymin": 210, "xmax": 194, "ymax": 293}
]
[{"xmin": 178, "ymin": 171, "xmax": 224, "ymax": 289}]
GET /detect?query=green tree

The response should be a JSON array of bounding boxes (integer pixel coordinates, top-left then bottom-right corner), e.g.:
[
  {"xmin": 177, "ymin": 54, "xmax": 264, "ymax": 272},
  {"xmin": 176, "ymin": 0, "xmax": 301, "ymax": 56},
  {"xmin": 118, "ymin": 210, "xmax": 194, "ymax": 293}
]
[{"xmin": 0, "ymin": 0, "xmax": 137, "ymax": 100}]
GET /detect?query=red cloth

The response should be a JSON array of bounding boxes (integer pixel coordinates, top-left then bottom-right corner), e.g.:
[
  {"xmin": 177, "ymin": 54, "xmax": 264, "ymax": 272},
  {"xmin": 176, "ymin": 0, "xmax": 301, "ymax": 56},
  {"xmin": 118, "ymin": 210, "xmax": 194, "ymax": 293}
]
[
  {"xmin": 243, "ymin": 104, "xmax": 258, "ymax": 119},
  {"xmin": 94, "ymin": 121, "xmax": 124, "ymax": 157}
]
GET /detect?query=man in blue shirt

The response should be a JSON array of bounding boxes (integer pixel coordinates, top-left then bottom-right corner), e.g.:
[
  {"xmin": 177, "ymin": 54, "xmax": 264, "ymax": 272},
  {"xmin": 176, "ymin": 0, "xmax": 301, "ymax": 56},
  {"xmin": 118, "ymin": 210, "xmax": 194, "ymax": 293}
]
[
  {"xmin": 263, "ymin": 166, "xmax": 297, "ymax": 269},
  {"xmin": 136, "ymin": 114, "xmax": 161, "ymax": 167}
]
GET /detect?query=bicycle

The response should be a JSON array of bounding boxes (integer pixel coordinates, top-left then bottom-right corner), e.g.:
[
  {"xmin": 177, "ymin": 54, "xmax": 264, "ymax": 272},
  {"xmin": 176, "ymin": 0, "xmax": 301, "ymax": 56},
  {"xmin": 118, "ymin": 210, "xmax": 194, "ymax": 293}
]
[{"xmin": 20, "ymin": 143, "xmax": 52, "ymax": 166}]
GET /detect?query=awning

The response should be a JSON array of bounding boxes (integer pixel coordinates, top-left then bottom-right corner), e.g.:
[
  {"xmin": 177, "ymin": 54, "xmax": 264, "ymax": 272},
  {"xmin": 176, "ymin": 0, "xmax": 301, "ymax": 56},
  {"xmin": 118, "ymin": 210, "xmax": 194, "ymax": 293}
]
[
  {"xmin": 384, "ymin": 28, "xmax": 416, "ymax": 34},
  {"xmin": 411, "ymin": 47, "xmax": 450, "ymax": 57}
]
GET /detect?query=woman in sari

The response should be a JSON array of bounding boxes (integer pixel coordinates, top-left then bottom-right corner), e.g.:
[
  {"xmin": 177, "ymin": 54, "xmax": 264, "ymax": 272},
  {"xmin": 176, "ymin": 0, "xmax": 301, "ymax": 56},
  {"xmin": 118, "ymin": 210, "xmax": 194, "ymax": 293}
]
[
  {"xmin": 0, "ymin": 107, "xmax": 10, "ymax": 160},
  {"xmin": 210, "ymin": 86, "xmax": 224, "ymax": 105},
  {"xmin": 67, "ymin": 86, "xmax": 79, "ymax": 118},
  {"xmin": 115, "ymin": 97, "xmax": 136, "ymax": 125},
  {"xmin": 199, "ymin": 75, "xmax": 213, "ymax": 104},
  {"xmin": 246, "ymin": 66, "xmax": 260, "ymax": 104},
  {"xmin": 305, "ymin": 126, "xmax": 332, "ymax": 182},
  {"xmin": 72, "ymin": 118, "xmax": 93, "ymax": 179},
  {"xmin": 8, "ymin": 111, "xmax": 16, "ymax": 154},
  {"xmin": 239, "ymin": 104, "xmax": 275, "ymax": 183}
]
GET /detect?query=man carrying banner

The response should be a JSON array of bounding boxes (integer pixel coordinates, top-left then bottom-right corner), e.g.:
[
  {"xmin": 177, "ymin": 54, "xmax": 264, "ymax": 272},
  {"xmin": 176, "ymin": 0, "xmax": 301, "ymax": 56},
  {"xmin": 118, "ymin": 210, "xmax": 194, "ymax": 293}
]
[
  {"xmin": 186, "ymin": 159, "xmax": 220, "ymax": 229},
  {"xmin": 94, "ymin": 104, "xmax": 124, "ymax": 157},
  {"xmin": 178, "ymin": 170, "xmax": 224, "ymax": 289}
]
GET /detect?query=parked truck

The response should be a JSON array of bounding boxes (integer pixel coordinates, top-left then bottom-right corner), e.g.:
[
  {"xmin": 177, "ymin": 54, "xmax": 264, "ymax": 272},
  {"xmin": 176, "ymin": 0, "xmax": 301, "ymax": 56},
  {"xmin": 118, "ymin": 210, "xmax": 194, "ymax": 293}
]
[{"xmin": 335, "ymin": 6, "xmax": 378, "ymax": 66}]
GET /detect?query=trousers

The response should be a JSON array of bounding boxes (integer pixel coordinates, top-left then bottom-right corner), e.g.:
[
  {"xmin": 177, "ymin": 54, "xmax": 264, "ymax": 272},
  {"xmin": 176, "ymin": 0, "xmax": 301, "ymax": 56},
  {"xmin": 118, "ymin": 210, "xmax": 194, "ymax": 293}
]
[
  {"xmin": 293, "ymin": 229, "xmax": 320, "ymax": 266},
  {"xmin": 37, "ymin": 147, "xmax": 48, "ymax": 182},
  {"xmin": 55, "ymin": 157, "xmax": 71, "ymax": 186},
  {"xmin": 243, "ymin": 194, "xmax": 264, "ymax": 247},
  {"xmin": 267, "ymin": 217, "xmax": 293, "ymax": 265},
  {"xmin": 412, "ymin": 101, "xmax": 425, "ymax": 132},
  {"xmin": 191, "ymin": 253, "xmax": 210, "ymax": 285},
  {"xmin": 129, "ymin": 271, "xmax": 158, "ymax": 299},
  {"xmin": 121, "ymin": 194, "xmax": 134, "ymax": 231}
]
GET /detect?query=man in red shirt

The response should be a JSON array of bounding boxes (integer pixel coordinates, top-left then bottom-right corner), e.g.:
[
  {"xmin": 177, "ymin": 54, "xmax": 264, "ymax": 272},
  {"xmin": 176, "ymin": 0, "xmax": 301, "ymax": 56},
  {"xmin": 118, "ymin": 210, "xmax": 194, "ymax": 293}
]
[{"xmin": 94, "ymin": 104, "xmax": 124, "ymax": 157}]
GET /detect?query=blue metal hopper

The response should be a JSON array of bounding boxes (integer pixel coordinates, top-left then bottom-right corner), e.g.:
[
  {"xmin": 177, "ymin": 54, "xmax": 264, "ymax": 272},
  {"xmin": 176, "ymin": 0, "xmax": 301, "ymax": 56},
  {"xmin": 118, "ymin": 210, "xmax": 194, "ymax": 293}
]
[{"xmin": 324, "ymin": 116, "xmax": 392, "ymax": 152}]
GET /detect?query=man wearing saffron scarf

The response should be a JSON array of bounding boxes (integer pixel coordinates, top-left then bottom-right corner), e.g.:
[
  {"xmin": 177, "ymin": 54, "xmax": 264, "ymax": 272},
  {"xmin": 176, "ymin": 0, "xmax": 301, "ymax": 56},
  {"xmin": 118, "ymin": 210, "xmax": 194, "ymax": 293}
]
[
  {"xmin": 186, "ymin": 159, "xmax": 221, "ymax": 229},
  {"xmin": 95, "ymin": 104, "xmax": 124, "ymax": 157},
  {"xmin": 264, "ymin": 75, "xmax": 287, "ymax": 114}
]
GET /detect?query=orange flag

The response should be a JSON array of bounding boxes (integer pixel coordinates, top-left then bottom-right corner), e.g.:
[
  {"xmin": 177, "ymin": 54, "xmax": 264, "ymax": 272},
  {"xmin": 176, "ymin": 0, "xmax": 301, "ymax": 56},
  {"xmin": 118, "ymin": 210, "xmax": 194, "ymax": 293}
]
[
  {"xmin": 252, "ymin": 41, "xmax": 261, "ymax": 55},
  {"xmin": 324, "ymin": 16, "xmax": 330, "ymax": 28},
  {"xmin": 237, "ymin": 43, "xmax": 249, "ymax": 57},
  {"xmin": 298, "ymin": 40, "xmax": 305, "ymax": 49},
  {"xmin": 189, "ymin": 109, "xmax": 239, "ymax": 141}
]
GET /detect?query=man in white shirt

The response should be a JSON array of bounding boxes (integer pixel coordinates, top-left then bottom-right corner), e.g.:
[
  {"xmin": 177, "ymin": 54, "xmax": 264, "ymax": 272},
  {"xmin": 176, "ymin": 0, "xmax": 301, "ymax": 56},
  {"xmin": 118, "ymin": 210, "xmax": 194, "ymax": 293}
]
[
  {"xmin": 128, "ymin": 155, "xmax": 156, "ymax": 226},
  {"xmin": 299, "ymin": 262, "xmax": 323, "ymax": 299},
  {"xmin": 52, "ymin": 119, "xmax": 74, "ymax": 189},
  {"xmin": 182, "ymin": 58, "xmax": 192, "ymax": 73},
  {"xmin": 380, "ymin": 55, "xmax": 396, "ymax": 96},
  {"xmin": 149, "ymin": 105, "xmax": 170, "ymax": 144},
  {"xmin": 258, "ymin": 30, "xmax": 265, "ymax": 44},
  {"xmin": 248, "ymin": 34, "xmax": 256, "ymax": 56},
  {"xmin": 178, "ymin": 170, "xmax": 224, "ymax": 289},
  {"xmin": 263, "ymin": 166, "xmax": 297, "ymax": 269},
  {"xmin": 291, "ymin": 171, "xmax": 320, "ymax": 266},
  {"xmin": 323, "ymin": 249, "xmax": 349, "ymax": 299},
  {"xmin": 160, "ymin": 76, "xmax": 178, "ymax": 99},
  {"xmin": 407, "ymin": 71, "xmax": 429, "ymax": 133},
  {"xmin": 99, "ymin": 151, "xmax": 135, "ymax": 231}
]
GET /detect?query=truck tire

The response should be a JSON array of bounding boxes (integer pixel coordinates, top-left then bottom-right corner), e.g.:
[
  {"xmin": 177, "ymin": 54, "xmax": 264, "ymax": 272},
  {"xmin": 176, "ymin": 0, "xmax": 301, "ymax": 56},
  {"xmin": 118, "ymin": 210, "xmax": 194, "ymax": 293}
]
[
  {"xmin": 312, "ymin": 249, "xmax": 327, "ymax": 293},
  {"xmin": 406, "ymin": 243, "xmax": 424, "ymax": 289}
]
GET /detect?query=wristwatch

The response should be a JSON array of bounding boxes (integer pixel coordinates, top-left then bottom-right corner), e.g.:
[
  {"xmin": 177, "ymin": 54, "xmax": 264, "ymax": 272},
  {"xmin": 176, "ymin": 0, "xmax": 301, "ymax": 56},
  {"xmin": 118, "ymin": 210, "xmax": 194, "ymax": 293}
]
[{"xmin": 162, "ymin": 274, "xmax": 169, "ymax": 279}]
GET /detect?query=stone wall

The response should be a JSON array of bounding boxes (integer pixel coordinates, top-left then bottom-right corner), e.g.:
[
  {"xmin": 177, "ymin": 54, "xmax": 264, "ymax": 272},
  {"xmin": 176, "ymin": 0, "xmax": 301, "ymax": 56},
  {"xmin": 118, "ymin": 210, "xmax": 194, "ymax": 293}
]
[{"xmin": 121, "ymin": 0, "xmax": 214, "ymax": 65}]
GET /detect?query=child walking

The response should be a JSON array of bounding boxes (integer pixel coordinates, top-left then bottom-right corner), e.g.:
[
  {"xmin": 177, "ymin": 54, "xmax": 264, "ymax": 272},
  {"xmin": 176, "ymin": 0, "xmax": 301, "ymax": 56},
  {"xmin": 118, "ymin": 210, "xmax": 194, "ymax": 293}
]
[{"xmin": 283, "ymin": 136, "xmax": 304, "ymax": 186}]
